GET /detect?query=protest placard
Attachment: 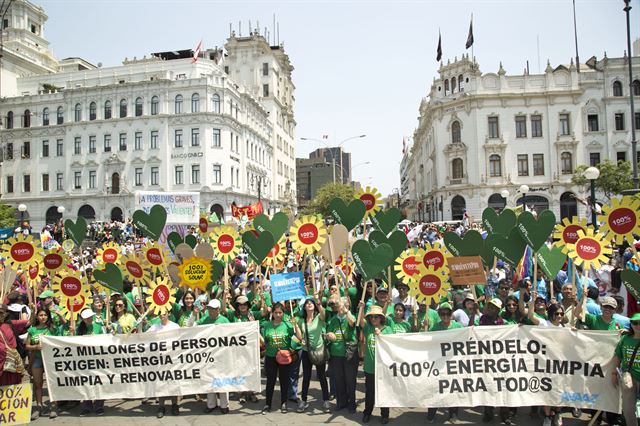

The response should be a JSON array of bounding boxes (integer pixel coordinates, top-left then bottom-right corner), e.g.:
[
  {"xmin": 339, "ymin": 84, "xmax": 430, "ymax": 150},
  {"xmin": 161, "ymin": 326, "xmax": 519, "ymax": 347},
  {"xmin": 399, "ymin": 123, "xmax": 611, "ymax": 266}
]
[
  {"xmin": 42, "ymin": 321, "xmax": 260, "ymax": 401},
  {"xmin": 134, "ymin": 191, "xmax": 199, "ymax": 224},
  {"xmin": 270, "ymin": 271, "xmax": 306, "ymax": 302},
  {"xmin": 446, "ymin": 256, "xmax": 486, "ymax": 285},
  {"xmin": 375, "ymin": 326, "xmax": 620, "ymax": 413},
  {"xmin": 0, "ymin": 384, "xmax": 32, "ymax": 425}
]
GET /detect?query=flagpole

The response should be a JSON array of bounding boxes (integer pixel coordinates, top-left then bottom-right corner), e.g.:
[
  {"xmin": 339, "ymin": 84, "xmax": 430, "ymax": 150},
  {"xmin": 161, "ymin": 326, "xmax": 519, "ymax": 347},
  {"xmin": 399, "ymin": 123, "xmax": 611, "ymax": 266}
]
[{"xmin": 471, "ymin": 14, "xmax": 474, "ymax": 68}]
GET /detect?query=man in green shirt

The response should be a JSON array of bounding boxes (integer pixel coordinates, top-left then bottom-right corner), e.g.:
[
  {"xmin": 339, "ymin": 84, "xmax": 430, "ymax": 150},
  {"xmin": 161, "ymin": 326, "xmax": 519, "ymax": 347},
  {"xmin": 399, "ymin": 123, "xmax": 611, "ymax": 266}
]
[{"xmin": 579, "ymin": 296, "xmax": 623, "ymax": 331}]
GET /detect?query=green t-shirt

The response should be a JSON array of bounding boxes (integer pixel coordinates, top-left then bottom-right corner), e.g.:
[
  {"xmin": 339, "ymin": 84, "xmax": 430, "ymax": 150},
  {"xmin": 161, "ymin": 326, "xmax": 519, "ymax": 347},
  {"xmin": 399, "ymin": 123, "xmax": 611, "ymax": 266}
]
[
  {"xmin": 409, "ymin": 308, "xmax": 440, "ymax": 331},
  {"xmin": 500, "ymin": 313, "xmax": 521, "ymax": 325},
  {"xmin": 80, "ymin": 321, "xmax": 106, "ymax": 336},
  {"xmin": 27, "ymin": 326, "xmax": 57, "ymax": 359},
  {"xmin": 224, "ymin": 308, "xmax": 262, "ymax": 323},
  {"xmin": 523, "ymin": 312, "xmax": 548, "ymax": 326},
  {"xmin": 326, "ymin": 315, "xmax": 356, "ymax": 357},
  {"xmin": 615, "ymin": 334, "xmax": 640, "ymax": 381},
  {"xmin": 387, "ymin": 316, "xmax": 411, "ymax": 334},
  {"xmin": 176, "ymin": 310, "xmax": 194, "ymax": 327},
  {"xmin": 363, "ymin": 323, "xmax": 394, "ymax": 374},
  {"xmin": 261, "ymin": 321, "xmax": 293, "ymax": 357},
  {"xmin": 429, "ymin": 320, "xmax": 463, "ymax": 331},
  {"xmin": 365, "ymin": 300, "xmax": 394, "ymax": 317},
  {"xmin": 585, "ymin": 313, "xmax": 623, "ymax": 331},
  {"xmin": 301, "ymin": 315, "xmax": 325, "ymax": 350},
  {"xmin": 196, "ymin": 313, "xmax": 231, "ymax": 326}
]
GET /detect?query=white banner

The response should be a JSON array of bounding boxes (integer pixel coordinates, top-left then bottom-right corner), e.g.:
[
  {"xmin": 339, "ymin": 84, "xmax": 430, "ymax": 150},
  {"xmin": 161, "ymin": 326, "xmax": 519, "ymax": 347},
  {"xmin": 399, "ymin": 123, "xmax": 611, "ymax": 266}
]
[
  {"xmin": 134, "ymin": 191, "xmax": 200, "ymax": 224},
  {"xmin": 375, "ymin": 325, "xmax": 621, "ymax": 413},
  {"xmin": 42, "ymin": 322, "xmax": 260, "ymax": 401}
]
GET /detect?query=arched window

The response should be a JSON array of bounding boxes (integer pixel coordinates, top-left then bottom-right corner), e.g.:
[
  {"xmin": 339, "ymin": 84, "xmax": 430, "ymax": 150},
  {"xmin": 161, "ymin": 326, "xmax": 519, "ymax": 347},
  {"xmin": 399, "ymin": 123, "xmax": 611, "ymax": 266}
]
[
  {"xmin": 77, "ymin": 204, "xmax": 96, "ymax": 220},
  {"xmin": 42, "ymin": 108, "xmax": 49, "ymax": 126},
  {"xmin": 74, "ymin": 103, "xmax": 82, "ymax": 122},
  {"xmin": 89, "ymin": 102, "xmax": 96, "ymax": 120},
  {"xmin": 489, "ymin": 154, "xmax": 501, "ymax": 177},
  {"xmin": 452, "ymin": 158, "xmax": 464, "ymax": 179},
  {"xmin": 212, "ymin": 94, "xmax": 220, "ymax": 113},
  {"xmin": 488, "ymin": 193, "xmax": 506, "ymax": 211},
  {"xmin": 150, "ymin": 96, "xmax": 159, "ymax": 115},
  {"xmin": 451, "ymin": 195, "xmax": 466, "ymax": 220},
  {"xmin": 444, "ymin": 79, "xmax": 450, "ymax": 95},
  {"xmin": 560, "ymin": 192, "xmax": 578, "ymax": 220},
  {"xmin": 111, "ymin": 207, "xmax": 123, "ymax": 222},
  {"xmin": 119, "ymin": 99, "xmax": 127, "ymax": 118},
  {"xmin": 135, "ymin": 97, "xmax": 143, "ymax": 117},
  {"xmin": 613, "ymin": 81, "xmax": 623, "ymax": 97},
  {"xmin": 23, "ymin": 110, "xmax": 30, "ymax": 128},
  {"xmin": 56, "ymin": 106, "xmax": 64, "ymax": 124},
  {"xmin": 104, "ymin": 100, "xmax": 112, "ymax": 119},
  {"xmin": 451, "ymin": 121, "xmax": 461, "ymax": 143},
  {"xmin": 633, "ymin": 80, "xmax": 640, "ymax": 96},
  {"xmin": 451, "ymin": 77, "xmax": 457, "ymax": 93},
  {"xmin": 175, "ymin": 94, "xmax": 183, "ymax": 114},
  {"xmin": 458, "ymin": 74, "xmax": 464, "ymax": 92},
  {"xmin": 191, "ymin": 93, "xmax": 200, "ymax": 113},
  {"xmin": 5, "ymin": 111, "xmax": 13, "ymax": 129},
  {"xmin": 561, "ymin": 152, "xmax": 573, "ymax": 174}
]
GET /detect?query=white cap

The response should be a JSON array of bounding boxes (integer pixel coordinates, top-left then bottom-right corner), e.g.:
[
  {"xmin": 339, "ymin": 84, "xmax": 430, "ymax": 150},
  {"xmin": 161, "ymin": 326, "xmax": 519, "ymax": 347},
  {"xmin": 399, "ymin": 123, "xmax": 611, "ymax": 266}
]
[
  {"xmin": 80, "ymin": 309, "xmax": 96, "ymax": 320},
  {"xmin": 207, "ymin": 299, "xmax": 221, "ymax": 309}
]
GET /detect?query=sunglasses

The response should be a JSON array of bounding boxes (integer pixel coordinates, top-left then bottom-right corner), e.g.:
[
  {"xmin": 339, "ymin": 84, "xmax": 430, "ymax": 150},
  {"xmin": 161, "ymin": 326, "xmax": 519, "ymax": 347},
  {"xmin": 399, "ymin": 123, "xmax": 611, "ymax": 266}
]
[
  {"xmin": 115, "ymin": 303, "xmax": 125, "ymax": 307},
  {"xmin": 554, "ymin": 312, "xmax": 565, "ymax": 317},
  {"xmin": 631, "ymin": 321, "xmax": 640, "ymax": 326},
  {"xmin": 506, "ymin": 303, "xmax": 517, "ymax": 308}
]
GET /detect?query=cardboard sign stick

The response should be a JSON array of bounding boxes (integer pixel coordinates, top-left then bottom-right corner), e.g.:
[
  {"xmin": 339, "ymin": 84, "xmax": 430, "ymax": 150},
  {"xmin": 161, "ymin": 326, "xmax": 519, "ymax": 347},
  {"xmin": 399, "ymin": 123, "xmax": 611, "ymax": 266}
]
[{"xmin": 581, "ymin": 267, "xmax": 589, "ymax": 323}]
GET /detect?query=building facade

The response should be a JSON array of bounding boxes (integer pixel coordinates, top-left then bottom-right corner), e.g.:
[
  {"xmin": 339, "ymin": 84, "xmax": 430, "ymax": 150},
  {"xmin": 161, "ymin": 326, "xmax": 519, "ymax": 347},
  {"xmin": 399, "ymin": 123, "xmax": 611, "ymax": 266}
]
[
  {"xmin": 295, "ymin": 157, "xmax": 340, "ymax": 207},
  {"xmin": 404, "ymin": 52, "xmax": 640, "ymax": 222}
]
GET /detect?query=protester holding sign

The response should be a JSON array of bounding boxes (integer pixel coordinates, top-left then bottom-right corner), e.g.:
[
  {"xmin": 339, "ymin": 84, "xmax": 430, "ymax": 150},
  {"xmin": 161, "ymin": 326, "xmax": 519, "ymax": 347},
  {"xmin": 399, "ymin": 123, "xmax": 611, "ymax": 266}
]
[
  {"xmin": 0, "ymin": 304, "xmax": 28, "ymax": 386},
  {"xmin": 452, "ymin": 293, "xmax": 480, "ymax": 327},
  {"xmin": 613, "ymin": 312, "xmax": 640, "ymax": 426},
  {"xmin": 387, "ymin": 303, "xmax": 411, "ymax": 333},
  {"xmin": 576, "ymin": 295, "xmax": 624, "ymax": 331},
  {"xmin": 174, "ymin": 290, "xmax": 197, "ymax": 327},
  {"xmin": 74, "ymin": 309, "xmax": 106, "ymax": 416},
  {"xmin": 500, "ymin": 296, "xmax": 523, "ymax": 325},
  {"xmin": 110, "ymin": 297, "xmax": 136, "ymax": 334}
]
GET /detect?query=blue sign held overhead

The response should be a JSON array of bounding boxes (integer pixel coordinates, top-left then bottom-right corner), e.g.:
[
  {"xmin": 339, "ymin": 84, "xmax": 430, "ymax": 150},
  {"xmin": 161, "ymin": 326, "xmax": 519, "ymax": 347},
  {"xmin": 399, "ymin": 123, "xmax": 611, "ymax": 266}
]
[{"xmin": 270, "ymin": 271, "xmax": 306, "ymax": 303}]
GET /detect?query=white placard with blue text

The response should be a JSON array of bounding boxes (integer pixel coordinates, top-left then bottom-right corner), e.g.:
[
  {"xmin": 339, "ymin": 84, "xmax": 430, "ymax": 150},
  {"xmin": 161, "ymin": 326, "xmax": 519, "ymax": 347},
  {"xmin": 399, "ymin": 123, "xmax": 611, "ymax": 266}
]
[{"xmin": 270, "ymin": 272, "xmax": 306, "ymax": 302}]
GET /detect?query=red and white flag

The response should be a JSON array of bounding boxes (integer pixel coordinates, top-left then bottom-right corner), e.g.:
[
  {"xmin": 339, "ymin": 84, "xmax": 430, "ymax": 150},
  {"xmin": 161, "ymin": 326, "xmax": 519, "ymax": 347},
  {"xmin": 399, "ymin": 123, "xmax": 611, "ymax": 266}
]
[{"xmin": 191, "ymin": 39, "xmax": 203, "ymax": 64}]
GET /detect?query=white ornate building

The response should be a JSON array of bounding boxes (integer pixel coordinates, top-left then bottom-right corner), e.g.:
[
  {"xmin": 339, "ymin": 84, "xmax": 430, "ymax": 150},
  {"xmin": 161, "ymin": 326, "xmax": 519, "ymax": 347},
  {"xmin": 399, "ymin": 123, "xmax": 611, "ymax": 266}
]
[
  {"xmin": 0, "ymin": 0, "xmax": 296, "ymax": 228},
  {"xmin": 403, "ymin": 50, "xmax": 640, "ymax": 222}
]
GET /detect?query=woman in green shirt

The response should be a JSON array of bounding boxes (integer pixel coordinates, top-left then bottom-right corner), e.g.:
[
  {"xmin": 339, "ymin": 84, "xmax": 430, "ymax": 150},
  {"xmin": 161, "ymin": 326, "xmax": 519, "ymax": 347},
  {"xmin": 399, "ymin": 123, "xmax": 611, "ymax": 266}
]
[
  {"xmin": 261, "ymin": 302, "xmax": 294, "ymax": 414},
  {"xmin": 174, "ymin": 290, "xmax": 197, "ymax": 328},
  {"xmin": 500, "ymin": 296, "xmax": 522, "ymax": 325},
  {"xmin": 75, "ymin": 309, "xmax": 106, "ymax": 416},
  {"xmin": 387, "ymin": 303, "xmax": 411, "ymax": 333},
  {"xmin": 613, "ymin": 312, "xmax": 640, "ymax": 426},
  {"xmin": 110, "ymin": 296, "xmax": 136, "ymax": 333},
  {"xmin": 26, "ymin": 308, "xmax": 59, "ymax": 420}
]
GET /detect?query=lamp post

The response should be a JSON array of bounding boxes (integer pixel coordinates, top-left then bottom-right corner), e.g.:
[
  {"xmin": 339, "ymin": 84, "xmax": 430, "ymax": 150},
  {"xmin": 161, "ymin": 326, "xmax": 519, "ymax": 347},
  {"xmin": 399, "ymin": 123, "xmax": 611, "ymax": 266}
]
[
  {"xmin": 519, "ymin": 185, "xmax": 529, "ymax": 211},
  {"xmin": 623, "ymin": 0, "xmax": 638, "ymax": 190},
  {"xmin": 300, "ymin": 134, "xmax": 366, "ymax": 183},
  {"xmin": 501, "ymin": 189, "xmax": 510, "ymax": 210},
  {"xmin": 584, "ymin": 166, "xmax": 600, "ymax": 229},
  {"xmin": 57, "ymin": 205, "xmax": 65, "ymax": 219},
  {"xmin": 17, "ymin": 203, "xmax": 27, "ymax": 229}
]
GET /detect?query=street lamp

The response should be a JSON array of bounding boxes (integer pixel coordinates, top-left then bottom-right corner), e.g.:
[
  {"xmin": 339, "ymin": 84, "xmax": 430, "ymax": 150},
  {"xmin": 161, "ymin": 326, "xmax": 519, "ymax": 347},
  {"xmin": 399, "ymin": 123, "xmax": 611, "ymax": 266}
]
[
  {"xmin": 500, "ymin": 190, "xmax": 510, "ymax": 210},
  {"xmin": 519, "ymin": 185, "xmax": 529, "ymax": 211},
  {"xmin": 300, "ymin": 134, "xmax": 366, "ymax": 183},
  {"xmin": 250, "ymin": 175, "xmax": 269, "ymax": 204},
  {"xmin": 623, "ymin": 0, "xmax": 638, "ymax": 190},
  {"xmin": 584, "ymin": 166, "xmax": 600, "ymax": 229},
  {"xmin": 17, "ymin": 203, "xmax": 27, "ymax": 229}
]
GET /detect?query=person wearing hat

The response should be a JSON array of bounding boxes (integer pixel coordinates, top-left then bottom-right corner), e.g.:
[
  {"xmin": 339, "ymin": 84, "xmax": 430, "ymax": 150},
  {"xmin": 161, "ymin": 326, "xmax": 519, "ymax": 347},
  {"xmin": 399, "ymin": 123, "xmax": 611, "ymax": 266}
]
[
  {"xmin": 74, "ymin": 309, "xmax": 106, "ymax": 416},
  {"xmin": 0, "ymin": 303, "xmax": 29, "ymax": 386},
  {"xmin": 613, "ymin": 312, "xmax": 640, "ymax": 426},
  {"xmin": 365, "ymin": 284, "xmax": 394, "ymax": 317},
  {"xmin": 576, "ymin": 295, "xmax": 624, "ymax": 331},
  {"xmin": 409, "ymin": 300, "xmax": 441, "ymax": 333},
  {"xmin": 452, "ymin": 292, "xmax": 480, "ymax": 327}
]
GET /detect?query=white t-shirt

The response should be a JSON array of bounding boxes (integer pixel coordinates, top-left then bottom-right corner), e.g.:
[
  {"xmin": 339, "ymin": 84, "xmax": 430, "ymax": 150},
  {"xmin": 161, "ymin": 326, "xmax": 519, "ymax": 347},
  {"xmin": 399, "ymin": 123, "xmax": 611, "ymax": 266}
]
[{"xmin": 147, "ymin": 321, "xmax": 180, "ymax": 333}]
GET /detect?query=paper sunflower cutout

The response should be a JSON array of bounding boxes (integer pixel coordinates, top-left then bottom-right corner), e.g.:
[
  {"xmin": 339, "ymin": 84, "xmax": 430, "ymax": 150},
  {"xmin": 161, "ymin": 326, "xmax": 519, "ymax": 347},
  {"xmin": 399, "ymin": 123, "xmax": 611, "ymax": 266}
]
[
  {"xmin": 27, "ymin": 262, "xmax": 41, "ymax": 284},
  {"xmin": 42, "ymin": 248, "xmax": 66, "ymax": 274},
  {"xmin": 355, "ymin": 186, "xmax": 382, "ymax": 217},
  {"xmin": 121, "ymin": 253, "xmax": 151, "ymax": 286},
  {"xmin": 146, "ymin": 277, "xmax": 177, "ymax": 316},
  {"xmin": 289, "ymin": 215, "xmax": 327, "ymax": 254},
  {"xmin": 59, "ymin": 293, "xmax": 91, "ymax": 321},
  {"xmin": 422, "ymin": 242, "xmax": 449, "ymax": 272},
  {"xmin": 264, "ymin": 237, "xmax": 287, "ymax": 266},
  {"xmin": 2, "ymin": 234, "xmax": 42, "ymax": 271},
  {"xmin": 142, "ymin": 242, "xmax": 170, "ymax": 269},
  {"xmin": 198, "ymin": 214, "xmax": 209, "ymax": 234},
  {"xmin": 408, "ymin": 264, "xmax": 451, "ymax": 306},
  {"xmin": 178, "ymin": 257, "xmax": 212, "ymax": 291},
  {"xmin": 96, "ymin": 241, "xmax": 122, "ymax": 264},
  {"xmin": 210, "ymin": 225, "xmax": 241, "ymax": 261},
  {"xmin": 52, "ymin": 270, "xmax": 90, "ymax": 305},
  {"xmin": 394, "ymin": 248, "xmax": 424, "ymax": 284},
  {"xmin": 553, "ymin": 217, "xmax": 588, "ymax": 253},
  {"xmin": 566, "ymin": 229, "xmax": 613, "ymax": 270},
  {"xmin": 600, "ymin": 197, "xmax": 640, "ymax": 245}
]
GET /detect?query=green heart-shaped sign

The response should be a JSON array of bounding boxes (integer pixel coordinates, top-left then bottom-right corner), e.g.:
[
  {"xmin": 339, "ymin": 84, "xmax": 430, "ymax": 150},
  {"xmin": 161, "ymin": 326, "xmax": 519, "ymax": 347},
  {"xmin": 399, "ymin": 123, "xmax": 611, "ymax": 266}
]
[
  {"xmin": 64, "ymin": 217, "xmax": 87, "ymax": 247},
  {"xmin": 482, "ymin": 208, "xmax": 517, "ymax": 236},
  {"xmin": 371, "ymin": 208, "xmax": 402, "ymax": 235},
  {"xmin": 329, "ymin": 198, "xmax": 366, "ymax": 231},
  {"xmin": 517, "ymin": 210, "xmax": 556, "ymax": 251},
  {"xmin": 167, "ymin": 232, "xmax": 183, "ymax": 254},
  {"xmin": 253, "ymin": 212, "xmax": 289, "ymax": 243},
  {"xmin": 351, "ymin": 240, "xmax": 394, "ymax": 281},
  {"xmin": 535, "ymin": 245, "xmax": 567, "ymax": 280},
  {"xmin": 211, "ymin": 259, "xmax": 224, "ymax": 282},
  {"xmin": 622, "ymin": 270, "xmax": 640, "ymax": 302},
  {"xmin": 444, "ymin": 230, "xmax": 493, "ymax": 267},
  {"xmin": 132, "ymin": 204, "xmax": 167, "ymax": 241},
  {"xmin": 485, "ymin": 228, "xmax": 527, "ymax": 267},
  {"xmin": 369, "ymin": 230, "xmax": 407, "ymax": 261},
  {"xmin": 93, "ymin": 263, "xmax": 123, "ymax": 294},
  {"xmin": 242, "ymin": 230, "xmax": 275, "ymax": 264},
  {"xmin": 185, "ymin": 234, "xmax": 198, "ymax": 249}
]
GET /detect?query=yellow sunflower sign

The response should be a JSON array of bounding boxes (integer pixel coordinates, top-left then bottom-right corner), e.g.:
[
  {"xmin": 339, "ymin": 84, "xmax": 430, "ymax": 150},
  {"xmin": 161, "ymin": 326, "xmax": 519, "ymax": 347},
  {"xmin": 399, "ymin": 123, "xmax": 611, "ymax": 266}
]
[
  {"xmin": 42, "ymin": 248, "xmax": 66, "ymax": 274},
  {"xmin": 355, "ymin": 186, "xmax": 382, "ymax": 217},
  {"xmin": 2, "ymin": 234, "xmax": 42, "ymax": 271},
  {"xmin": 146, "ymin": 277, "xmax": 177, "ymax": 315},
  {"xmin": 178, "ymin": 257, "xmax": 212, "ymax": 291},
  {"xmin": 121, "ymin": 253, "xmax": 151, "ymax": 286},
  {"xmin": 210, "ymin": 225, "xmax": 241, "ymax": 261},
  {"xmin": 566, "ymin": 229, "xmax": 612, "ymax": 270},
  {"xmin": 408, "ymin": 264, "xmax": 450, "ymax": 306},
  {"xmin": 264, "ymin": 238, "xmax": 287, "ymax": 266},
  {"xmin": 96, "ymin": 241, "xmax": 121, "ymax": 264},
  {"xmin": 52, "ymin": 270, "xmax": 91, "ymax": 319},
  {"xmin": 142, "ymin": 242, "xmax": 170, "ymax": 270},
  {"xmin": 394, "ymin": 248, "xmax": 424, "ymax": 284},
  {"xmin": 421, "ymin": 242, "xmax": 449, "ymax": 272},
  {"xmin": 290, "ymin": 216, "xmax": 327, "ymax": 254},
  {"xmin": 59, "ymin": 294, "xmax": 90, "ymax": 320},
  {"xmin": 599, "ymin": 197, "xmax": 640, "ymax": 245},
  {"xmin": 553, "ymin": 217, "xmax": 588, "ymax": 253}
]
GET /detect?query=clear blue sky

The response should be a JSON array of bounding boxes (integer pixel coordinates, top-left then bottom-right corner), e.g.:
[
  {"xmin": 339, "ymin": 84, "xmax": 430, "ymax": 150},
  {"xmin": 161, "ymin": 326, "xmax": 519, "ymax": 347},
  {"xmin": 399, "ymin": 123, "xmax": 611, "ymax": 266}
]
[{"xmin": 40, "ymin": 0, "xmax": 639, "ymax": 196}]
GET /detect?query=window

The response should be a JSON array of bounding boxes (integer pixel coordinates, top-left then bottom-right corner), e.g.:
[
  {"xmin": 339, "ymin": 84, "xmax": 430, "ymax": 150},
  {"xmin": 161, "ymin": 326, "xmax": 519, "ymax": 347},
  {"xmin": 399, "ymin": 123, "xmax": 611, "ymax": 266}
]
[
  {"xmin": 263, "ymin": 84, "xmax": 269, "ymax": 97},
  {"xmin": 445, "ymin": 79, "xmax": 450, "ymax": 95},
  {"xmin": 452, "ymin": 158, "xmax": 464, "ymax": 179},
  {"xmin": 613, "ymin": 81, "xmax": 623, "ymax": 97},
  {"xmin": 134, "ymin": 132, "xmax": 142, "ymax": 150},
  {"xmin": 191, "ymin": 164, "xmax": 200, "ymax": 184},
  {"xmin": 89, "ymin": 136, "xmax": 96, "ymax": 153},
  {"xmin": 590, "ymin": 152, "xmax": 600, "ymax": 166},
  {"xmin": 119, "ymin": 133, "xmax": 127, "ymax": 151},
  {"xmin": 104, "ymin": 134, "xmax": 111, "ymax": 152},
  {"xmin": 89, "ymin": 102, "xmax": 96, "ymax": 120},
  {"xmin": 230, "ymin": 166, "xmax": 234, "ymax": 187},
  {"xmin": 5, "ymin": 111, "xmax": 13, "ymax": 129},
  {"xmin": 212, "ymin": 94, "xmax": 221, "ymax": 113},
  {"xmin": 6, "ymin": 176, "xmax": 13, "ymax": 193},
  {"xmin": 150, "ymin": 167, "xmax": 159, "ymax": 185},
  {"xmin": 559, "ymin": 113, "xmax": 570, "ymax": 135},
  {"xmin": 119, "ymin": 99, "xmax": 127, "ymax": 118},
  {"xmin": 135, "ymin": 168, "xmax": 142, "ymax": 186},
  {"xmin": 23, "ymin": 175, "xmax": 30, "ymax": 192},
  {"xmin": 451, "ymin": 121, "xmax": 461, "ymax": 143},
  {"xmin": 174, "ymin": 166, "xmax": 183, "ymax": 184},
  {"xmin": 262, "ymin": 62, "xmax": 269, "ymax": 76},
  {"xmin": 212, "ymin": 128, "xmax": 221, "ymax": 147},
  {"xmin": 56, "ymin": 173, "xmax": 63, "ymax": 191},
  {"xmin": 56, "ymin": 106, "xmax": 63, "ymax": 124},
  {"xmin": 74, "ymin": 172, "xmax": 81, "ymax": 189},
  {"xmin": 515, "ymin": 115, "xmax": 527, "ymax": 138},
  {"xmin": 191, "ymin": 93, "xmax": 199, "ymax": 113},
  {"xmin": 527, "ymin": 115, "xmax": 541, "ymax": 137},
  {"xmin": 151, "ymin": 96, "xmax": 159, "ymax": 115},
  {"xmin": 175, "ymin": 95, "xmax": 183, "ymax": 113},
  {"xmin": 561, "ymin": 152, "xmax": 573, "ymax": 174},
  {"xmin": 615, "ymin": 113, "xmax": 625, "ymax": 130},
  {"xmin": 587, "ymin": 114, "xmax": 599, "ymax": 131},
  {"xmin": 104, "ymin": 101, "xmax": 112, "ymax": 119},
  {"xmin": 634, "ymin": 80, "xmax": 640, "ymax": 96},
  {"xmin": 213, "ymin": 164, "xmax": 221, "ymax": 183},
  {"xmin": 636, "ymin": 112, "xmax": 640, "ymax": 131},
  {"xmin": 488, "ymin": 116, "xmax": 499, "ymax": 138},
  {"xmin": 489, "ymin": 154, "xmax": 501, "ymax": 177},
  {"xmin": 87, "ymin": 171, "xmax": 96, "ymax": 189},
  {"xmin": 533, "ymin": 154, "xmax": 544, "ymax": 176},
  {"xmin": 458, "ymin": 74, "xmax": 464, "ymax": 92},
  {"xmin": 74, "ymin": 103, "xmax": 82, "ymax": 122},
  {"xmin": 191, "ymin": 128, "xmax": 199, "ymax": 147},
  {"xmin": 517, "ymin": 154, "xmax": 529, "ymax": 176},
  {"xmin": 74, "ymin": 137, "xmax": 81, "ymax": 155},
  {"xmin": 617, "ymin": 151, "xmax": 627, "ymax": 162},
  {"xmin": 21, "ymin": 141, "xmax": 30, "ymax": 159},
  {"xmin": 42, "ymin": 174, "xmax": 49, "ymax": 192},
  {"xmin": 42, "ymin": 108, "xmax": 49, "ymax": 126},
  {"xmin": 23, "ymin": 110, "xmax": 30, "ymax": 128},
  {"xmin": 150, "ymin": 130, "xmax": 158, "ymax": 149},
  {"xmin": 175, "ymin": 129, "xmax": 183, "ymax": 147},
  {"xmin": 135, "ymin": 97, "xmax": 143, "ymax": 117},
  {"xmin": 42, "ymin": 140, "xmax": 49, "ymax": 157},
  {"xmin": 451, "ymin": 77, "xmax": 457, "ymax": 93},
  {"xmin": 5, "ymin": 142, "xmax": 12, "ymax": 160},
  {"xmin": 56, "ymin": 139, "xmax": 63, "ymax": 156},
  {"xmin": 236, "ymin": 168, "xmax": 239, "ymax": 187}
]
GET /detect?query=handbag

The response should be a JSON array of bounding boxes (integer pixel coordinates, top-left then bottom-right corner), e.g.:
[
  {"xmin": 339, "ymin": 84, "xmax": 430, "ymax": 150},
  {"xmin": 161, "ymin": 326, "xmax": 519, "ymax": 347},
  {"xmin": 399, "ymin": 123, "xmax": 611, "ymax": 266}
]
[
  {"xmin": 273, "ymin": 326, "xmax": 295, "ymax": 365},
  {"xmin": 621, "ymin": 337, "xmax": 640, "ymax": 392},
  {"xmin": 339, "ymin": 320, "xmax": 358, "ymax": 362},
  {"xmin": 0, "ymin": 326, "xmax": 25, "ymax": 374},
  {"xmin": 305, "ymin": 319, "xmax": 329, "ymax": 366}
]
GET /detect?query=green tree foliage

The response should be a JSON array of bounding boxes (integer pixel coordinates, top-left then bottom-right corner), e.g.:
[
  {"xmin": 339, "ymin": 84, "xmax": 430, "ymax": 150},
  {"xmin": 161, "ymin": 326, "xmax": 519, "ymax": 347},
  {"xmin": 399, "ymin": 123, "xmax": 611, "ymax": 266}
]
[
  {"xmin": 572, "ymin": 160, "xmax": 633, "ymax": 201},
  {"xmin": 303, "ymin": 182, "xmax": 356, "ymax": 217},
  {"xmin": 0, "ymin": 203, "xmax": 17, "ymax": 228}
]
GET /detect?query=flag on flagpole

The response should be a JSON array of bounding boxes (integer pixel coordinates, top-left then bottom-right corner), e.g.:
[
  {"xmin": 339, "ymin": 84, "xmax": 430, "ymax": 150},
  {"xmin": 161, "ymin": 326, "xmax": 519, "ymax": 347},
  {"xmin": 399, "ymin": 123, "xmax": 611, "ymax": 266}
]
[
  {"xmin": 191, "ymin": 39, "xmax": 203, "ymax": 64},
  {"xmin": 465, "ymin": 18, "xmax": 474, "ymax": 49},
  {"xmin": 402, "ymin": 137, "xmax": 406, "ymax": 155},
  {"xmin": 436, "ymin": 31, "xmax": 442, "ymax": 61},
  {"xmin": 216, "ymin": 46, "xmax": 227, "ymax": 65}
]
